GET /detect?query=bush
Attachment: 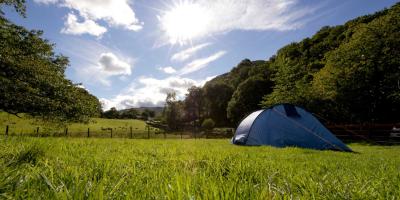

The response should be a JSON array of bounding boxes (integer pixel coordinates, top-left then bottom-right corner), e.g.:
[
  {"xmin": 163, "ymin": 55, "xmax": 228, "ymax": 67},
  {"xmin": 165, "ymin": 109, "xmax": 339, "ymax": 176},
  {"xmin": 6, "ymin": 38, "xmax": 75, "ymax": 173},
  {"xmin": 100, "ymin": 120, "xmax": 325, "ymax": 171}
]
[{"xmin": 201, "ymin": 118, "xmax": 215, "ymax": 131}]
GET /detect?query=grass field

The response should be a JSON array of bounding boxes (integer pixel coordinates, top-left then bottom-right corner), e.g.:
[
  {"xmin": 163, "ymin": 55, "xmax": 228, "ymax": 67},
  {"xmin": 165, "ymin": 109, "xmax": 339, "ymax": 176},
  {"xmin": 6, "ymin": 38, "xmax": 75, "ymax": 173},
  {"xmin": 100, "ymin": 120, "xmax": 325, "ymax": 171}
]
[
  {"xmin": 0, "ymin": 137, "xmax": 399, "ymax": 199},
  {"xmin": 0, "ymin": 112, "xmax": 152, "ymax": 138}
]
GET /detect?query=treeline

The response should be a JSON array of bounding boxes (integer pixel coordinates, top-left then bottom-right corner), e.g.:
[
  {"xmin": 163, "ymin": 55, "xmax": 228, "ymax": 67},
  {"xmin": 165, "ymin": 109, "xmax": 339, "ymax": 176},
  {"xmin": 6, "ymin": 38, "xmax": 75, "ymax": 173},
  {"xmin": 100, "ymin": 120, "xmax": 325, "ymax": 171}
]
[
  {"xmin": 164, "ymin": 3, "xmax": 400, "ymax": 129},
  {"xmin": 101, "ymin": 107, "xmax": 157, "ymax": 120}
]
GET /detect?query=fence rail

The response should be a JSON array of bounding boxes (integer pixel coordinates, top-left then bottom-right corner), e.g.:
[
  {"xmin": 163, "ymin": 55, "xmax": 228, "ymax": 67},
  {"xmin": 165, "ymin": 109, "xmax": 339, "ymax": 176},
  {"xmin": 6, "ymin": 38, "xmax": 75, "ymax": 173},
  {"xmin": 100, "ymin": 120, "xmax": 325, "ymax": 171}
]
[
  {"xmin": 327, "ymin": 123, "xmax": 400, "ymax": 144},
  {"xmin": 2, "ymin": 125, "xmax": 234, "ymax": 140}
]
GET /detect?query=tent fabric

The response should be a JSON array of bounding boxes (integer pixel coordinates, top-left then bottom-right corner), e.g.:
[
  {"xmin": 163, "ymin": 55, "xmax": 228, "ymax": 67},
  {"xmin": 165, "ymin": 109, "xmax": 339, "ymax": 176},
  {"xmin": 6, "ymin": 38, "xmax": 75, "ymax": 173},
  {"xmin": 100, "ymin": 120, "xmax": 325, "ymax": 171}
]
[{"xmin": 232, "ymin": 104, "xmax": 352, "ymax": 152}]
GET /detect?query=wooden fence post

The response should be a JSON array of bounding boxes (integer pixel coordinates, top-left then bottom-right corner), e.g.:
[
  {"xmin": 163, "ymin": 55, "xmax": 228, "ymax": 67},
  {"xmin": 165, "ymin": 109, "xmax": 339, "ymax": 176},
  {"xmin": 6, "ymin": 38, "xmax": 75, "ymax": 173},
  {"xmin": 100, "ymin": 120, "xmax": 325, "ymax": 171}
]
[
  {"xmin": 36, "ymin": 127, "xmax": 39, "ymax": 137},
  {"xmin": 5, "ymin": 125, "xmax": 9, "ymax": 136},
  {"xmin": 111, "ymin": 129, "xmax": 113, "ymax": 138},
  {"xmin": 147, "ymin": 126, "xmax": 150, "ymax": 139},
  {"xmin": 87, "ymin": 128, "xmax": 90, "ymax": 138},
  {"xmin": 65, "ymin": 127, "xmax": 68, "ymax": 137}
]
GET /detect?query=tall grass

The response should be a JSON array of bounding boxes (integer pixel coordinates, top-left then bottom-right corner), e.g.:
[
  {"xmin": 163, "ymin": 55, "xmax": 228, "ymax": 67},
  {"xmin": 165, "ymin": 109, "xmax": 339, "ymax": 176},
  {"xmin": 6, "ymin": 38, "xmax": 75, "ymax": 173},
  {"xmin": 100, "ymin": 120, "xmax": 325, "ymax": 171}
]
[{"xmin": 0, "ymin": 137, "xmax": 399, "ymax": 199}]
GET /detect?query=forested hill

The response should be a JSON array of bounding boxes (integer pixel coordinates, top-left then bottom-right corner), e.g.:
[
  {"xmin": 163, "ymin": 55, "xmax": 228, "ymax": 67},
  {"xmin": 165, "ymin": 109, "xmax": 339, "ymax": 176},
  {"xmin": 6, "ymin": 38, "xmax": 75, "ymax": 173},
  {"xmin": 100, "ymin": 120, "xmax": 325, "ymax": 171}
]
[{"xmin": 196, "ymin": 2, "xmax": 400, "ymax": 126}]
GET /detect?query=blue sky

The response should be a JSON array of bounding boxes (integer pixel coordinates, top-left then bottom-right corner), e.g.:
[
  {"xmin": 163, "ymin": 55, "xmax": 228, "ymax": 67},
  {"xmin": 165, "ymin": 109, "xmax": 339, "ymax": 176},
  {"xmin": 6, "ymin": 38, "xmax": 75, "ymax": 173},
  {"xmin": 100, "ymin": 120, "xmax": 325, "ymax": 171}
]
[{"xmin": 4, "ymin": 0, "xmax": 398, "ymax": 110}]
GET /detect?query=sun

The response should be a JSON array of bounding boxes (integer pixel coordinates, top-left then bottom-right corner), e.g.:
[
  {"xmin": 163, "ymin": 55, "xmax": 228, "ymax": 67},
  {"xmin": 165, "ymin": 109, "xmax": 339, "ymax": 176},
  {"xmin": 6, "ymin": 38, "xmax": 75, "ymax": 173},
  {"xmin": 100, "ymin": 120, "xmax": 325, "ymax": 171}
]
[{"xmin": 160, "ymin": 1, "xmax": 210, "ymax": 45}]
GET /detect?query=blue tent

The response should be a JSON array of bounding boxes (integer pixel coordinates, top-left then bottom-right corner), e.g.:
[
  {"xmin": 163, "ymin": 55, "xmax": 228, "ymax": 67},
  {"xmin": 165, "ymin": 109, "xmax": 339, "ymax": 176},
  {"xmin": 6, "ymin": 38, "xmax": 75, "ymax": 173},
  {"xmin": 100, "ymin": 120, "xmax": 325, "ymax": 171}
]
[{"xmin": 232, "ymin": 104, "xmax": 352, "ymax": 152}]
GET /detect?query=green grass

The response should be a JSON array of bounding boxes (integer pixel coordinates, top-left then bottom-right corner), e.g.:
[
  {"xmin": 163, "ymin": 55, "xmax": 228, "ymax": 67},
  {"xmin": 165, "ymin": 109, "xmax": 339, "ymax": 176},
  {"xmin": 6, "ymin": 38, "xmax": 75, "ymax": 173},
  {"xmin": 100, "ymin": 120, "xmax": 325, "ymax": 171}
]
[
  {"xmin": 0, "ymin": 137, "xmax": 399, "ymax": 199},
  {"xmin": 0, "ymin": 112, "xmax": 151, "ymax": 137}
]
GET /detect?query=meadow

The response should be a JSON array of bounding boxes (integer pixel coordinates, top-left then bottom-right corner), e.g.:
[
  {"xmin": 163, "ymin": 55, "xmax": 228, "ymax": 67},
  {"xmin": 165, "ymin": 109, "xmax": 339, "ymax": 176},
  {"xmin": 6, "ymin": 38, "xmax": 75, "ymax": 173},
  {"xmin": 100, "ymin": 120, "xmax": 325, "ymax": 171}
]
[
  {"xmin": 0, "ymin": 137, "xmax": 399, "ymax": 199},
  {"xmin": 0, "ymin": 112, "xmax": 154, "ymax": 138}
]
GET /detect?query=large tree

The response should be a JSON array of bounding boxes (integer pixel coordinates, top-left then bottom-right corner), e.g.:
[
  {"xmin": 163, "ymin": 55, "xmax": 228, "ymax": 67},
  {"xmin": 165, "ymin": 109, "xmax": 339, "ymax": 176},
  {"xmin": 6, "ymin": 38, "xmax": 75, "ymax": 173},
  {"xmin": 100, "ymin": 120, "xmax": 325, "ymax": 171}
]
[
  {"xmin": 0, "ymin": 2, "xmax": 101, "ymax": 123},
  {"xmin": 163, "ymin": 93, "xmax": 184, "ymax": 131},
  {"xmin": 183, "ymin": 86, "xmax": 204, "ymax": 124},
  {"xmin": 227, "ymin": 76, "xmax": 273, "ymax": 125},
  {"xmin": 203, "ymin": 82, "xmax": 234, "ymax": 126}
]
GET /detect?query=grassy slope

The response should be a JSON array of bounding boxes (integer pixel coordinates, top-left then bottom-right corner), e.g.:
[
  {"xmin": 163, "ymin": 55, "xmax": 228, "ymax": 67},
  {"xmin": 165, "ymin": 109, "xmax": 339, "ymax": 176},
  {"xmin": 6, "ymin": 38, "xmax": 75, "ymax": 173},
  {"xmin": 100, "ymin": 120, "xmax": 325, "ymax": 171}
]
[
  {"xmin": 0, "ymin": 112, "xmax": 148, "ymax": 136},
  {"xmin": 0, "ymin": 138, "xmax": 399, "ymax": 199}
]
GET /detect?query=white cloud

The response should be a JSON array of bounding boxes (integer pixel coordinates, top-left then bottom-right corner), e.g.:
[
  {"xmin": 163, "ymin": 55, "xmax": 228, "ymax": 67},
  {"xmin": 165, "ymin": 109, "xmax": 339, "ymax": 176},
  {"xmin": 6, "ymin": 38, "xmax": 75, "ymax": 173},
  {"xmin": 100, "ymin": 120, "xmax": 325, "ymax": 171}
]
[
  {"xmin": 35, "ymin": 0, "xmax": 143, "ymax": 36},
  {"xmin": 78, "ymin": 52, "xmax": 133, "ymax": 86},
  {"xmin": 99, "ymin": 52, "xmax": 131, "ymax": 75},
  {"xmin": 159, "ymin": 0, "xmax": 317, "ymax": 44},
  {"xmin": 57, "ymin": 37, "xmax": 135, "ymax": 87},
  {"xmin": 61, "ymin": 13, "xmax": 107, "ymax": 37},
  {"xmin": 171, "ymin": 42, "xmax": 211, "ymax": 62},
  {"xmin": 159, "ymin": 66, "xmax": 177, "ymax": 74},
  {"xmin": 100, "ymin": 76, "xmax": 213, "ymax": 110},
  {"xmin": 179, "ymin": 51, "xmax": 226, "ymax": 75}
]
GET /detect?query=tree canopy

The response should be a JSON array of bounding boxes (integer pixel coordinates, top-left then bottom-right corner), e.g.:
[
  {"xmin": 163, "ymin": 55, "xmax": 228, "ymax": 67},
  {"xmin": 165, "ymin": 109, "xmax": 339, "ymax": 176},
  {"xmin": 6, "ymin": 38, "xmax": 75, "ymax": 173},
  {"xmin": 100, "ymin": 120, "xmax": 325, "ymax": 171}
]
[{"xmin": 0, "ymin": 2, "xmax": 101, "ymax": 123}]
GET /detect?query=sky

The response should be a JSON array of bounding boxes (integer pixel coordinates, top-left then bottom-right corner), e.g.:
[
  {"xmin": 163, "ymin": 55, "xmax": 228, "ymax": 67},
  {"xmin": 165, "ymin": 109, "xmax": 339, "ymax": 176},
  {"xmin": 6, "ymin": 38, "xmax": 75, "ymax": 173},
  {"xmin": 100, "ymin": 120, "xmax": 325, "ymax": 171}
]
[{"xmin": 3, "ymin": 0, "xmax": 398, "ymax": 110}]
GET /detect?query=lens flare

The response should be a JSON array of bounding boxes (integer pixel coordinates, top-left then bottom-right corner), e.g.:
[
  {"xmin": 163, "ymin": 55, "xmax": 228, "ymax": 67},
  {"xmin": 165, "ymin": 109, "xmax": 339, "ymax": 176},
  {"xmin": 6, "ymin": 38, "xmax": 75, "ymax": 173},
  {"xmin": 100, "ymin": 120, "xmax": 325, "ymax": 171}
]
[{"xmin": 160, "ymin": 1, "xmax": 211, "ymax": 45}]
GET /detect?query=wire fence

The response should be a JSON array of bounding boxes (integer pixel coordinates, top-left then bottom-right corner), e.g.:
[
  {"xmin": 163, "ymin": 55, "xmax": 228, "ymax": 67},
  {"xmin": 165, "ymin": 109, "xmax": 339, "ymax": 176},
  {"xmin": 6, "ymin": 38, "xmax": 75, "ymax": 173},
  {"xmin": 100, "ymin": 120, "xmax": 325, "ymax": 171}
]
[{"xmin": 1, "ymin": 125, "xmax": 235, "ymax": 140}]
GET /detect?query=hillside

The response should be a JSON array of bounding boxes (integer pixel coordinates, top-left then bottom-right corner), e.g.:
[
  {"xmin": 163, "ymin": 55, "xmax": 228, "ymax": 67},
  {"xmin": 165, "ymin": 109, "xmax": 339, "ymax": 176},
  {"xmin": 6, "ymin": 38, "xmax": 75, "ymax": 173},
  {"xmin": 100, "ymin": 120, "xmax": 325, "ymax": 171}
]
[{"xmin": 198, "ymin": 3, "xmax": 400, "ymax": 125}]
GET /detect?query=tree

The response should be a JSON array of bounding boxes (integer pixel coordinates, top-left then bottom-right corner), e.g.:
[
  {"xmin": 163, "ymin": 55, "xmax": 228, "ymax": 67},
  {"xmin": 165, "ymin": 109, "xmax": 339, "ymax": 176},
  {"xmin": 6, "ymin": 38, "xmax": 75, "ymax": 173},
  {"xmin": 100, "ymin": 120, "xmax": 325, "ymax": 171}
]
[
  {"xmin": 201, "ymin": 118, "xmax": 215, "ymax": 132},
  {"xmin": 227, "ymin": 76, "xmax": 273, "ymax": 125},
  {"xmin": 312, "ymin": 5, "xmax": 400, "ymax": 122},
  {"xmin": 0, "ymin": 0, "xmax": 26, "ymax": 17},
  {"xmin": 102, "ymin": 107, "xmax": 119, "ymax": 119},
  {"xmin": 141, "ymin": 111, "xmax": 149, "ymax": 120},
  {"xmin": 0, "ymin": 2, "xmax": 101, "ymax": 123},
  {"xmin": 198, "ymin": 59, "xmax": 269, "ymax": 126},
  {"xmin": 120, "ymin": 108, "xmax": 138, "ymax": 119},
  {"xmin": 184, "ymin": 86, "xmax": 204, "ymax": 124},
  {"xmin": 259, "ymin": 3, "xmax": 400, "ymax": 123},
  {"xmin": 203, "ymin": 82, "xmax": 234, "ymax": 126},
  {"xmin": 163, "ymin": 92, "xmax": 184, "ymax": 131},
  {"xmin": 148, "ymin": 110, "xmax": 155, "ymax": 118}
]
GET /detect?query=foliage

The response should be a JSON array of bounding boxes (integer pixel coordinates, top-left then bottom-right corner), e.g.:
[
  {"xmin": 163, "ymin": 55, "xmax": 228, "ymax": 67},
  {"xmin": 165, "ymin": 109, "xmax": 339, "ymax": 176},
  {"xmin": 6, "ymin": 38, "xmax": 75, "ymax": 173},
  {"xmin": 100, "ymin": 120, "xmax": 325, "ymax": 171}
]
[
  {"xmin": 141, "ymin": 109, "xmax": 155, "ymax": 120},
  {"xmin": 227, "ymin": 75, "xmax": 273, "ymax": 125},
  {"xmin": 163, "ymin": 92, "xmax": 184, "ymax": 131},
  {"xmin": 203, "ymin": 82, "xmax": 234, "ymax": 126},
  {"xmin": 0, "ymin": 138, "xmax": 399, "ymax": 199},
  {"xmin": 185, "ymin": 59, "xmax": 272, "ymax": 127},
  {"xmin": 102, "ymin": 108, "xmax": 157, "ymax": 120},
  {"xmin": 185, "ymin": 2, "xmax": 400, "ymax": 126},
  {"xmin": 0, "ymin": 5, "xmax": 101, "ymax": 123},
  {"xmin": 183, "ymin": 86, "xmax": 204, "ymax": 127},
  {"xmin": 190, "ymin": 2, "xmax": 400, "ymax": 125},
  {"xmin": 201, "ymin": 118, "xmax": 215, "ymax": 131},
  {"xmin": 261, "ymin": 2, "xmax": 400, "ymax": 123},
  {"xmin": 311, "ymin": 6, "xmax": 400, "ymax": 122},
  {"xmin": 102, "ymin": 107, "xmax": 119, "ymax": 119},
  {"xmin": 121, "ymin": 108, "xmax": 139, "ymax": 119},
  {"xmin": 0, "ymin": 0, "xmax": 26, "ymax": 17}
]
